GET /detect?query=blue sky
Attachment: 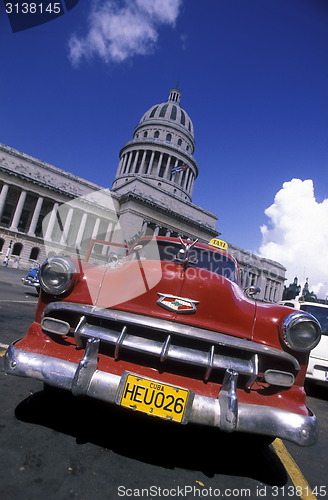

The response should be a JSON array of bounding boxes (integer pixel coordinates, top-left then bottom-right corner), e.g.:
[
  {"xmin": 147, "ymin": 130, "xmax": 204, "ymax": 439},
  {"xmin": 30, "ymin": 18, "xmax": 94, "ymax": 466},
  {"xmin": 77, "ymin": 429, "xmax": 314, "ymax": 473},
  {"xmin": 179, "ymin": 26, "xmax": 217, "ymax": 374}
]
[{"xmin": 1, "ymin": 0, "xmax": 328, "ymax": 295}]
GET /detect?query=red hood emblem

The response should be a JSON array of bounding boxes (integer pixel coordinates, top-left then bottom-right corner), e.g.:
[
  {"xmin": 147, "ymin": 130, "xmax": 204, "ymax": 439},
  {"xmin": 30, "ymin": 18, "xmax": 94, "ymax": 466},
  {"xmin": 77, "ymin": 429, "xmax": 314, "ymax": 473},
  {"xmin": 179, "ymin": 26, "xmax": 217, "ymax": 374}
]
[{"xmin": 157, "ymin": 294, "xmax": 199, "ymax": 314}]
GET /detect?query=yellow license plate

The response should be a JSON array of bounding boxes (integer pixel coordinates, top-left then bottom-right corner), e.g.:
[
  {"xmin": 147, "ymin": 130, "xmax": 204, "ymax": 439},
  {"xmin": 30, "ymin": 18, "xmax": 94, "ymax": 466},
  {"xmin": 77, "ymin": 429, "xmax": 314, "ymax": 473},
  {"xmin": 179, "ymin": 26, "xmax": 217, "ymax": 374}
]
[{"xmin": 117, "ymin": 373, "xmax": 192, "ymax": 424}]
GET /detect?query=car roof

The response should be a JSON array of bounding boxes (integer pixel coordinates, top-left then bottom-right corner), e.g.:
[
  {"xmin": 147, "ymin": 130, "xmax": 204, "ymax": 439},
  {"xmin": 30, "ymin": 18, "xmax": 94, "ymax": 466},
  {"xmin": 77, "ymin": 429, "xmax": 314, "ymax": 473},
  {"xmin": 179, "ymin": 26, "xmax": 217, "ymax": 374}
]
[{"xmin": 279, "ymin": 300, "xmax": 328, "ymax": 309}]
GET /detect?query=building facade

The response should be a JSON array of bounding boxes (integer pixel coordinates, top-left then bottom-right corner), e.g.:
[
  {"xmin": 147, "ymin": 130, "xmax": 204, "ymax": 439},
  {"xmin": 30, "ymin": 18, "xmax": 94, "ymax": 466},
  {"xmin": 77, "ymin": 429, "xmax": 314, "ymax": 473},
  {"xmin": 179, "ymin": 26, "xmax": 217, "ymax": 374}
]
[{"xmin": 0, "ymin": 88, "xmax": 285, "ymax": 301}]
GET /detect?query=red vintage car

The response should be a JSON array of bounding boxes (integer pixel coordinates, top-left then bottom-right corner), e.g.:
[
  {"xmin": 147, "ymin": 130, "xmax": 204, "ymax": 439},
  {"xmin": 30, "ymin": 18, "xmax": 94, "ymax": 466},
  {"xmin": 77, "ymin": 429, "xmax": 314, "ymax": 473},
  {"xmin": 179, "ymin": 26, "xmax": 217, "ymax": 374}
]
[{"xmin": 5, "ymin": 236, "xmax": 321, "ymax": 446}]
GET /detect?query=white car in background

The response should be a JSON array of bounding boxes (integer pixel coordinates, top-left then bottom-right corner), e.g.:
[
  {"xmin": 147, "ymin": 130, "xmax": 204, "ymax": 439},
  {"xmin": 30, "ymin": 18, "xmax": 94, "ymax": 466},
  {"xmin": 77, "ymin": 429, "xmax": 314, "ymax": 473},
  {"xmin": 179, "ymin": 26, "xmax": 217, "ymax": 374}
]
[{"xmin": 279, "ymin": 300, "xmax": 328, "ymax": 384}]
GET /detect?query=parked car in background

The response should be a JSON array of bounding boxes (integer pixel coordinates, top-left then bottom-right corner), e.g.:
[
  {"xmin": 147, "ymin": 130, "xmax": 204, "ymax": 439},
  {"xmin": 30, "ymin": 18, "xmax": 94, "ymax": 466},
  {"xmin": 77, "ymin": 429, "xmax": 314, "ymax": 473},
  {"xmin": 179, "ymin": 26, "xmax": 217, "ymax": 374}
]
[
  {"xmin": 21, "ymin": 265, "xmax": 40, "ymax": 294},
  {"xmin": 5, "ymin": 237, "xmax": 322, "ymax": 446},
  {"xmin": 279, "ymin": 300, "xmax": 328, "ymax": 385}
]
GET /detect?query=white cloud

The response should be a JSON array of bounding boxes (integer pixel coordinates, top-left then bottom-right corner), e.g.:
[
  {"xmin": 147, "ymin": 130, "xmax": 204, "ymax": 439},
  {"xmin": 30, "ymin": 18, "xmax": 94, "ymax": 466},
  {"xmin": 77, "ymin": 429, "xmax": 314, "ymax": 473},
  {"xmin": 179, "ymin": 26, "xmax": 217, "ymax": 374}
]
[
  {"xmin": 259, "ymin": 179, "xmax": 328, "ymax": 299},
  {"xmin": 68, "ymin": 0, "xmax": 182, "ymax": 66}
]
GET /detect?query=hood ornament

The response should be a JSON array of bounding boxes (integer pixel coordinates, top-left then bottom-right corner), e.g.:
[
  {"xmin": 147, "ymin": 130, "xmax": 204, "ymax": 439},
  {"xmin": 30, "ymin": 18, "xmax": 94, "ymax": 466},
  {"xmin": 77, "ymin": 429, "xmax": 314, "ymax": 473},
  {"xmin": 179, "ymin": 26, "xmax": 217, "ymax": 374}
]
[
  {"xmin": 175, "ymin": 237, "xmax": 199, "ymax": 270},
  {"xmin": 157, "ymin": 293, "xmax": 199, "ymax": 314}
]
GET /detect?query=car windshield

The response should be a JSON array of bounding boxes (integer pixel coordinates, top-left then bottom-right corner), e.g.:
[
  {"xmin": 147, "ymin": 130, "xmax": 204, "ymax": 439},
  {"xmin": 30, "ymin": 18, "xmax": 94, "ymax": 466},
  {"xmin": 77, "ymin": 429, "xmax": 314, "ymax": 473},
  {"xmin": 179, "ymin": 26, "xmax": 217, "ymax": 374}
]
[
  {"xmin": 87, "ymin": 241, "xmax": 128, "ymax": 265},
  {"xmin": 127, "ymin": 240, "xmax": 239, "ymax": 283},
  {"xmin": 300, "ymin": 305, "xmax": 328, "ymax": 335}
]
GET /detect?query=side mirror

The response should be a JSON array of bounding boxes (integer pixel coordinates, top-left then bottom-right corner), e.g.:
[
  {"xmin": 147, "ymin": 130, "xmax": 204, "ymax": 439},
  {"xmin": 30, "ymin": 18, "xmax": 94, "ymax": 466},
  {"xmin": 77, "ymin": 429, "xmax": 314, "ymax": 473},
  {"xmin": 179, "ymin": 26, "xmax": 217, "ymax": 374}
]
[{"xmin": 246, "ymin": 285, "xmax": 261, "ymax": 297}]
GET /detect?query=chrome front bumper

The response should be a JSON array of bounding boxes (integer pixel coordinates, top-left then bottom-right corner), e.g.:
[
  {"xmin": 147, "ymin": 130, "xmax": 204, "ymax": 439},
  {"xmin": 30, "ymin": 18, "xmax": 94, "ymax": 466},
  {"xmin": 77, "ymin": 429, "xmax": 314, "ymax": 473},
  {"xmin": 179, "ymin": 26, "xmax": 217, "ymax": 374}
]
[{"xmin": 4, "ymin": 342, "xmax": 317, "ymax": 446}]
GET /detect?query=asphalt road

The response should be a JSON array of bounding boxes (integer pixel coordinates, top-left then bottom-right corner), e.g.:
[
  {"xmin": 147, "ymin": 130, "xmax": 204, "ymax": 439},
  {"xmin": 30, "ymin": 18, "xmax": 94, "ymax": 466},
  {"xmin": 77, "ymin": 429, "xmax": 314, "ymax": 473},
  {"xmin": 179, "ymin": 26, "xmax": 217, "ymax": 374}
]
[
  {"xmin": 0, "ymin": 266, "xmax": 328, "ymax": 500},
  {"xmin": 0, "ymin": 266, "xmax": 38, "ymax": 346}
]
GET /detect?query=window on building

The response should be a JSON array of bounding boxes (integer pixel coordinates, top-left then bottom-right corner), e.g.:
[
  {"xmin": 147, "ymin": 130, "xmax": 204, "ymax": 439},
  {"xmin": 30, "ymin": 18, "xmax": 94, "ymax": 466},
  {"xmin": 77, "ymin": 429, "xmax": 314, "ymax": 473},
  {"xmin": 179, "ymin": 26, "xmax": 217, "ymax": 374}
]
[
  {"xmin": 12, "ymin": 242, "xmax": 23, "ymax": 256},
  {"xmin": 29, "ymin": 247, "xmax": 40, "ymax": 261},
  {"xmin": 159, "ymin": 104, "xmax": 168, "ymax": 117},
  {"xmin": 154, "ymin": 131, "xmax": 160, "ymax": 138},
  {"xmin": 170, "ymin": 106, "xmax": 177, "ymax": 120},
  {"xmin": 35, "ymin": 214, "xmax": 45, "ymax": 237},
  {"xmin": 166, "ymin": 133, "xmax": 172, "ymax": 142},
  {"xmin": 150, "ymin": 106, "xmax": 158, "ymax": 118},
  {"xmin": 248, "ymin": 272, "xmax": 258, "ymax": 287},
  {"xmin": 178, "ymin": 139, "xmax": 182, "ymax": 146},
  {"xmin": 0, "ymin": 238, "xmax": 4, "ymax": 252},
  {"xmin": 180, "ymin": 110, "xmax": 186, "ymax": 126},
  {"xmin": 135, "ymin": 156, "xmax": 142, "ymax": 174},
  {"xmin": 18, "ymin": 208, "xmax": 30, "ymax": 232},
  {"xmin": 143, "ymin": 131, "xmax": 148, "ymax": 138},
  {"xmin": 159, "ymin": 163, "xmax": 165, "ymax": 177},
  {"xmin": 0, "ymin": 203, "xmax": 14, "ymax": 227},
  {"xmin": 240, "ymin": 269, "xmax": 247, "ymax": 288}
]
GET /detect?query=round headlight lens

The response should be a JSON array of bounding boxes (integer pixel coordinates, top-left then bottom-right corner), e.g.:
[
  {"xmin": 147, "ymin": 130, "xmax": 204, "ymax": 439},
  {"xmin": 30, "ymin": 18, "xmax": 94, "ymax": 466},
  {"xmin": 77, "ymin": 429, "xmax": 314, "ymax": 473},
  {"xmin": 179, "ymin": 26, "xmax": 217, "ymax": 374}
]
[
  {"xmin": 39, "ymin": 257, "xmax": 76, "ymax": 295},
  {"xmin": 282, "ymin": 312, "xmax": 321, "ymax": 352}
]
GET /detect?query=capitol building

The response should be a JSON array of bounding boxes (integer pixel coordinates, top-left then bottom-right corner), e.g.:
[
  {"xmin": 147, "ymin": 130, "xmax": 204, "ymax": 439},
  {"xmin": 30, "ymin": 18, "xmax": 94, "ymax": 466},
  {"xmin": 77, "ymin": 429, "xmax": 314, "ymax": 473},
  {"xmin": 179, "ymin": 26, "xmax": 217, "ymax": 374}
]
[{"xmin": 0, "ymin": 88, "xmax": 285, "ymax": 302}]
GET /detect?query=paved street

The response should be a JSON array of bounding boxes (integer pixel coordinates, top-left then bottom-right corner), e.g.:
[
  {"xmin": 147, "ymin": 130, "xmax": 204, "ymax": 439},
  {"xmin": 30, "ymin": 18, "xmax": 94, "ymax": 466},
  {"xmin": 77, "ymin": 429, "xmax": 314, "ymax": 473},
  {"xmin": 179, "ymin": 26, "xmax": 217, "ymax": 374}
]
[
  {"xmin": 0, "ymin": 266, "xmax": 38, "ymax": 346},
  {"xmin": 1, "ymin": 266, "xmax": 328, "ymax": 500}
]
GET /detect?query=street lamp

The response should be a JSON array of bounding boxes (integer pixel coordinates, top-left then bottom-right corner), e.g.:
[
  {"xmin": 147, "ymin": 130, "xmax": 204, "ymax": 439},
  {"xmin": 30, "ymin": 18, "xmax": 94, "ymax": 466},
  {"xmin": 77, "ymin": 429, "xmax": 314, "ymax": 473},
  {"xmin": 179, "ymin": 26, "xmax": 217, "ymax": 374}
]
[{"xmin": 3, "ymin": 239, "xmax": 12, "ymax": 267}]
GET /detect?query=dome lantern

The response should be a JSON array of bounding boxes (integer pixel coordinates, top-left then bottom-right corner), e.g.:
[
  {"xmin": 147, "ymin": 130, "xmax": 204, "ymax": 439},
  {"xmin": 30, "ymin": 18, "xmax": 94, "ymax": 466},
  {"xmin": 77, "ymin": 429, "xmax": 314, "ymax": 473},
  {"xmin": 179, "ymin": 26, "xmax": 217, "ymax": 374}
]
[{"xmin": 168, "ymin": 88, "xmax": 181, "ymax": 105}]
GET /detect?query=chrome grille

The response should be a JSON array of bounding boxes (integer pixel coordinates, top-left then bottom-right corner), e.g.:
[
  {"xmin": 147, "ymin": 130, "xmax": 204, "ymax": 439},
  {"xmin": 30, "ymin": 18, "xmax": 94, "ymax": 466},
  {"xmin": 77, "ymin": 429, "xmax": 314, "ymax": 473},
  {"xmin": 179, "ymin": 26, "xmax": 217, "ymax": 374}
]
[{"xmin": 42, "ymin": 302, "xmax": 300, "ymax": 387}]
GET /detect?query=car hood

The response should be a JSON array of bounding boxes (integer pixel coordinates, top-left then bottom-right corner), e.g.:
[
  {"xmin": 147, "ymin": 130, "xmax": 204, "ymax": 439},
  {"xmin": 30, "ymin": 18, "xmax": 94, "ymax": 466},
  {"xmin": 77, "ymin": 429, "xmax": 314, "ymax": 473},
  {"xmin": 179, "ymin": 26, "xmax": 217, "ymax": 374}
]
[{"xmin": 89, "ymin": 260, "xmax": 257, "ymax": 341}]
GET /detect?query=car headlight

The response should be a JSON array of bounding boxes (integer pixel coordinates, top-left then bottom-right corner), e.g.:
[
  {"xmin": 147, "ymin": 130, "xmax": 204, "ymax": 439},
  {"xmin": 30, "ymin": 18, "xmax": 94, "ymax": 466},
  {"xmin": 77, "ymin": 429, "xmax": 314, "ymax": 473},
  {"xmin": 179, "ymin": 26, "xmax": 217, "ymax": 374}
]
[
  {"xmin": 282, "ymin": 311, "xmax": 321, "ymax": 352},
  {"xmin": 39, "ymin": 257, "xmax": 76, "ymax": 295}
]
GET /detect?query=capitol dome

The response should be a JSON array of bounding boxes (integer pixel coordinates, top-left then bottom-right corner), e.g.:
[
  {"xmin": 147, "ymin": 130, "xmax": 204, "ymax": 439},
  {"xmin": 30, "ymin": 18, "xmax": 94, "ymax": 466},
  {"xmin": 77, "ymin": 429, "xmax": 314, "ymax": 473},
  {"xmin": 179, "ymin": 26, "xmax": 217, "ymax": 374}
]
[
  {"xmin": 139, "ymin": 88, "xmax": 195, "ymax": 141},
  {"xmin": 112, "ymin": 88, "xmax": 198, "ymax": 202}
]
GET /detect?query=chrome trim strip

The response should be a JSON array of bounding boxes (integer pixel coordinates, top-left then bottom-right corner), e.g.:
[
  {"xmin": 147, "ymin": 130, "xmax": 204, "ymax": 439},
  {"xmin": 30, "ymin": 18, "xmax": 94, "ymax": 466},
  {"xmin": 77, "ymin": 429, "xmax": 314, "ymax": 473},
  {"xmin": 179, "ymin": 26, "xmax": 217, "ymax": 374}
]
[
  {"xmin": 4, "ymin": 344, "xmax": 316, "ymax": 446},
  {"xmin": 204, "ymin": 345, "xmax": 215, "ymax": 381},
  {"xmin": 114, "ymin": 326, "xmax": 127, "ymax": 360},
  {"xmin": 247, "ymin": 354, "xmax": 259, "ymax": 389},
  {"xmin": 44, "ymin": 302, "xmax": 300, "ymax": 370},
  {"xmin": 74, "ymin": 315, "xmax": 86, "ymax": 349},
  {"xmin": 160, "ymin": 334, "xmax": 171, "ymax": 362}
]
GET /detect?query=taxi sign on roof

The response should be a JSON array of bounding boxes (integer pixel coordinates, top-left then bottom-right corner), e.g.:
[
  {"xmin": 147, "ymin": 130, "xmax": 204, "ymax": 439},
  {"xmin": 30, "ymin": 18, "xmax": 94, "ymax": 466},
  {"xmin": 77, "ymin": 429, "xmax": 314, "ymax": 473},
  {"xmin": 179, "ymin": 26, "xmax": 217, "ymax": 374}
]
[{"xmin": 208, "ymin": 238, "xmax": 228, "ymax": 250}]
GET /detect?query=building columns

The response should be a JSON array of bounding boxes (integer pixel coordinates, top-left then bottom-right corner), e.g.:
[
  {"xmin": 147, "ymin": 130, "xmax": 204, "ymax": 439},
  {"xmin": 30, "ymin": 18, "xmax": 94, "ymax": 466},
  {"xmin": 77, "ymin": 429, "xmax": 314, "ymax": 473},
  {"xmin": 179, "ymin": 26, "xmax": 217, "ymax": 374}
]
[
  {"xmin": 156, "ymin": 152, "xmax": 164, "ymax": 177},
  {"xmin": 91, "ymin": 217, "xmax": 101, "ymax": 240},
  {"xmin": 121, "ymin": 154, "xmax": 128, "ymax": 175},
  {"xmin": 164, "ymin": 155, "xmax": 172, "ymax": 179},
  {"xmin": 60, "ymin": 207, "xmax": 74, "ymax": 245},
  {"xmin": 187, "ymin": 172, "xmax": 194, "ymax": 192},
  {"xmin": 140, "ymin": 150, "xmax": 147, "ymax": 174},
  {"xmin": 75, "ymin": 212, "xmax": 88, "ymax": 248},
  {"xmin": 142, "ymin": 220, "xmax": 148, "ymax": 235},
  {"xmin": 131, "ymin": 151, "xmax": 140, "ymax": 173},
  {"xmin": 27, "ymin": 196, "xmax": 44, "ymax": 236},
  {"xmin": 125, "ymin": 152, "xmax": 133, "ymax": 174},
  {"xmin": 105, "ymin": 221, "xmax": 114, "ymax": 241},
  {"xmin": 10, "ymin": 190, "xmax": 27, "ymax": 231},
  {"xmin": 147, "ymin": 151, "xmax": 155, "ymax": 175},
  {"xmin": 44, "ymin": 203, "xmax": 59, "ymax": 241},
  {"xmin": 0, "ymin": 183, "xmax": 9, "ymax": 219}
]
